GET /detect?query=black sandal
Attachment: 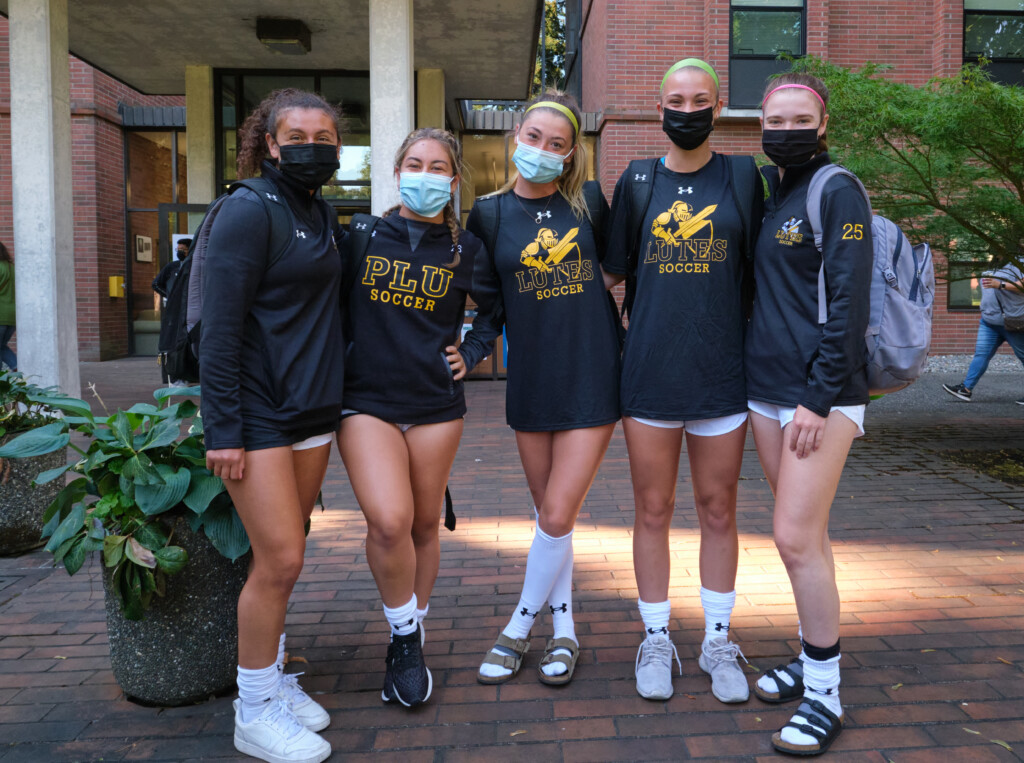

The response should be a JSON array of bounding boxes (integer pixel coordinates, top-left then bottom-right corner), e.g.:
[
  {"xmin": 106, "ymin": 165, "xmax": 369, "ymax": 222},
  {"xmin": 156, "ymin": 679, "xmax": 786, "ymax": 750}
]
[
  {"xmin": 771, "ymin": 698, "xmax": 843, "ymax": 756},
  {"xmin": 753, "ymin": 659, "xmax": 804, "ymax": 703}
]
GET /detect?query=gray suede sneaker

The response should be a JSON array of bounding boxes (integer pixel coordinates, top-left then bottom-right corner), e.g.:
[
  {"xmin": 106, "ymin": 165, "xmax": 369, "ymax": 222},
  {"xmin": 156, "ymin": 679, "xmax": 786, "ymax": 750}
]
[
  {"xmin": 634, "ymin": 634, "xmax": 681, "ymax": 700},
  {"xmin": 699, "ymin": 636, "xmax": 750, "ymax": 703}
]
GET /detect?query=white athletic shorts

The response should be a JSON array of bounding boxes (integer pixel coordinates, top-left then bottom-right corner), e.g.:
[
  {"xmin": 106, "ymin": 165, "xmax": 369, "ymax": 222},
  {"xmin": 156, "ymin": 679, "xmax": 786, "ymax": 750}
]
[
  {"xmin": 747, "ymin": 400, "xmax": 866, "ymax": 437},
  {"xmin": 629, "ymin": 411, "xmax": 748, "ymax": 437}
]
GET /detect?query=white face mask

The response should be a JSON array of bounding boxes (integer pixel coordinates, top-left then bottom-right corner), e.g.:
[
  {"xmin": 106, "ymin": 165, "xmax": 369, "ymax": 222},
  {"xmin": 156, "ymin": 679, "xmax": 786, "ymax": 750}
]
[
  {"xmin": 512, "ymin": 139, "xmax": 571, "ymax": 184},
  {"xmin": 399, "ymin": 171, "xmax": 453, "ymax": 217}
]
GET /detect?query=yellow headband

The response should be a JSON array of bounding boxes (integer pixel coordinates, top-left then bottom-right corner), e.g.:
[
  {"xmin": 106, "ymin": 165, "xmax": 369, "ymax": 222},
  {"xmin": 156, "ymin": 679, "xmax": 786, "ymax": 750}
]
[
  {"xmin": 525, "ymin": 101, "xmax": 580, "ymax": 135},
  {"xmin": 661, "ymin": 58, "xmax": 719, "ymax": 90}
]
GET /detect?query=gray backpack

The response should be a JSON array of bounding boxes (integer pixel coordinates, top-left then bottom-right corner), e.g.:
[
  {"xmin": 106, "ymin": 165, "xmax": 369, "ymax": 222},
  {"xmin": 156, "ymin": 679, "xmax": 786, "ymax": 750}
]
[{"xmin": 806, "ymin": 165, "xmax": 934, "ymax": 396}]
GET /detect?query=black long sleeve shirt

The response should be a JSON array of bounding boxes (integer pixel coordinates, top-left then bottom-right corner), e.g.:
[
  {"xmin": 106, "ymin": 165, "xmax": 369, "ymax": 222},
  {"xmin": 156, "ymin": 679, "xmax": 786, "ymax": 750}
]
[
  {"xmin": 199, "ymin": 162, "xmax": 344, "ymax": 450},
  {"xmin": 745, "ymin": 153, "xmax": 873, "ymax": 415}
]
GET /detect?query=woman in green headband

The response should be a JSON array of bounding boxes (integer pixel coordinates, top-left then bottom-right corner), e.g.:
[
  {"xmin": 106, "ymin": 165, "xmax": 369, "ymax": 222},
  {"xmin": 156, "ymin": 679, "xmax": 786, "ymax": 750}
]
[
  {"xmin": 601, "ymin": 58, "xmax": 764, "ymax": 706},
  {"xmin": 462, "ymin": 90, "xmax": 622, "ymax": 688}
]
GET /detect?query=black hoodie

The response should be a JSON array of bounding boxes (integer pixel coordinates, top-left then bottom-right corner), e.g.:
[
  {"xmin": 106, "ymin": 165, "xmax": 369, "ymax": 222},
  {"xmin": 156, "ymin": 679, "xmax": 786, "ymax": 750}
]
[
  {"xmin": 200, "ymin": 161, "xmax": 344, "ymax": 450},
  {"xmin": 341, "ymin": 211, "xmax": 496, "ymax": 424},
  {"xmin": 745, "ymin": 152, "xmax": 873, "ymax": 415}
]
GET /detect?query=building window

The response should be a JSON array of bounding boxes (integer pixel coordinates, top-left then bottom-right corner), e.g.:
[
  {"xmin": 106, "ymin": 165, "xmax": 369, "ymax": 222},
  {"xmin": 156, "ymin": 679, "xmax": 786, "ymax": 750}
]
[
  {"xmin": 214, "ymin": 70, "xmax": 371, "ymax": 209},
  {"xmin": 947, "ymin": 264, "xmax": 988, "ymax": 310},
  {"xmin": 729, "ymin": 0, "xmax": 805, "ymax": 109},
  {"xmin": 964, "ymin": 1, "xmax": 1024, "ymax": 86}
]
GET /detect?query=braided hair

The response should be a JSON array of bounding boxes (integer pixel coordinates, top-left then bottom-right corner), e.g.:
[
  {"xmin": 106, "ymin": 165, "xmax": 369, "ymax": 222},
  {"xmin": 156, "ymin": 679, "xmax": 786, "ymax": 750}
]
[
  {"xmin": 236, "ymin": 88, "xmax": 344, "ymax": 179},
  {"xmin": 384, "ymin": 127, "xmax": 465, "ymax": 268}
]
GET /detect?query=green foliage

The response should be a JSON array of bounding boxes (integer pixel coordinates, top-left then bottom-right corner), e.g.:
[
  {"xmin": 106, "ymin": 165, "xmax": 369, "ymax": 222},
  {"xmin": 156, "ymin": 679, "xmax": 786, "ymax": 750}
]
[
  {"xmin": 0, "ymin": 371, "xmax": 90, "ymax": 439},
  {"xmin": 0, "ymin": 373, "xmax": 250, "ymax": 620},
  {"xmin": 789, "ymin": 56, "xmax": 1024, "ymax": 275},
  {"xmin": 533, "ymin": 1, "xmax": 566, "ymax": 96}
]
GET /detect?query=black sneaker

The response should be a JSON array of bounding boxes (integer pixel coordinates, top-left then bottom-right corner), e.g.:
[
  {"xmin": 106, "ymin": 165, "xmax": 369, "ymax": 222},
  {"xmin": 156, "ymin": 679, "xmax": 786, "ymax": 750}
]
[
  {"xmin": 943, "ymin": 383, "xmax": 972, "ymax": 401},
  {"xmin": 384, "ymin": 627, "xmax": 432, "ymax": 707}
]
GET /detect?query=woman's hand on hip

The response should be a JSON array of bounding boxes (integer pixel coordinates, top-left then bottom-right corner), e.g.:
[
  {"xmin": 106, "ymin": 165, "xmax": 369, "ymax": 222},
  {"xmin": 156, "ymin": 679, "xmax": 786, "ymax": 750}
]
[
  {"xmin": 206, "ymin": 448, "xmax": 245, "ymax": 481},
  {"xmin": 788, "ymin": 405, "xmax": 827, "ymax": 459},
  {"xmin": 446, "ymin": 345, "xmax": 467, "ymax": 380}
]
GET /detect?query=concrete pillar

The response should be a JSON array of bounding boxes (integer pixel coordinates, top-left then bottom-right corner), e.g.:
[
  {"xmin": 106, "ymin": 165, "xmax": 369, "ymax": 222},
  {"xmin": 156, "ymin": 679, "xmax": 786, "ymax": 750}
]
[
  {"xmin": 186, "ymin": 65, "xmax": 217, "ymax": 213},
  {"xmin": 369, "ymin": 0, "xmax": 414, "ymax": 215},
  {"xmin": 9, "ymin": 0, "xmax": 79, "ymax": 395},
  {"xmin": 416, "ymin": 69, "xmax": 445, "ymax": 129}
]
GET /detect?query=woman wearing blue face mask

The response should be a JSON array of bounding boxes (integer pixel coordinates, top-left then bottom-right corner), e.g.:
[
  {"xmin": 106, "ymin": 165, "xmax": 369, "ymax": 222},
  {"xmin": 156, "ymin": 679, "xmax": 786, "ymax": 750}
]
[
  {"xmin": 461, "ymin": 91, "xmax": 621, "ymax": 687},
  {"xmin": 337, "ymin": 128, "xmax": 497, "ymax": 708}
]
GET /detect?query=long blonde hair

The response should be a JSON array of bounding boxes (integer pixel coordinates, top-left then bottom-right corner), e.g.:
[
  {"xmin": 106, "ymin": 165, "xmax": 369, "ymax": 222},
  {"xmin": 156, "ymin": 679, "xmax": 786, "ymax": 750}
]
[
  {"xmin": 497, "ymin": 90, "xmax": 590, "ymax": 221},
  {"xmin": 383, "ymin": 127, "xmax": 465, "ymax": 268}
]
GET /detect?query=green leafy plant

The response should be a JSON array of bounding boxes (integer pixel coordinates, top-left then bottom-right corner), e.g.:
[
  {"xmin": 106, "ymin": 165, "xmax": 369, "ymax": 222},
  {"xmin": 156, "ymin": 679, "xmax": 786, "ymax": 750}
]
[
  {"xmin": 0, "ymin": 378, "xmax": 249, "ymax": 619},
  {"xmin": 0, "ymin": 371, "xmax": 71, "ymax": 439}
]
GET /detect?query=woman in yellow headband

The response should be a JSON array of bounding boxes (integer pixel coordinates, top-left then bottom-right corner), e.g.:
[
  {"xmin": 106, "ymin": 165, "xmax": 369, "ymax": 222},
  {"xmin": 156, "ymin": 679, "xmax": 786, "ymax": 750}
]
[
  {"xmin": 461, "ymin": 90, "xmax": 622, "ymax": 687},
  {"xmin": 601, "ymin": 58, "xmax": 764, "ymax": 707}
]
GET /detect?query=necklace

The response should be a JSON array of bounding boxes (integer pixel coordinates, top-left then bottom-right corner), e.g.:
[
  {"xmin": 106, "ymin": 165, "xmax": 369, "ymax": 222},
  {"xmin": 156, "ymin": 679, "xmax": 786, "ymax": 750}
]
[{"xmin": 513, "ymin": 191, "xmax": 556, "ymax": 224}]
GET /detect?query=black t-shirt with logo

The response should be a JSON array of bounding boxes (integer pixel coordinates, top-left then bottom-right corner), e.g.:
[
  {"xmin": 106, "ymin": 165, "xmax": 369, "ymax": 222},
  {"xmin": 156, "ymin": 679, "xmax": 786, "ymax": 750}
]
[
  {"xmin": 605, "ymin": 154, "xmax": 747, "ymax": 420},
  {"xmin": 465, "ymin": 191, "xmax": 621, "ymax": 431}
]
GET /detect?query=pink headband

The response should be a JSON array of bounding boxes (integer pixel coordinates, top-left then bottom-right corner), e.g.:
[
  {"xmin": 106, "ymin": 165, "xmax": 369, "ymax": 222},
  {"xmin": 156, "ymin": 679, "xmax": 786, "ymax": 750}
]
[{"xmin": 761, "ymin": 84, "xmax": 826, "ymax": 112}]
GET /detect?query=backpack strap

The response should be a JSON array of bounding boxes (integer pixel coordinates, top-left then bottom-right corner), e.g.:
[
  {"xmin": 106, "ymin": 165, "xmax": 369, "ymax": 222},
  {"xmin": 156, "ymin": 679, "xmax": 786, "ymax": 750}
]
[
  {"xmin": 806, "ymin": 164, "xmax": 872, "ymax": 324},
  {"xmin": 725, "ymin": 154, "xmax": 762, "ymax": 262},
  {"xmin": 472, "ymin": 193, "xmax": 501, "ymax": 257},
  {"xmin": 231, "ymin": 177, "xmax": 293, "ymax": 266},
  {"xmin": 344, "ymin": 212, "xmax": 381, "ymax": 291},
  {"xmin": 622, "ymin": 158, "xmax": 659, "ymax": 317}
]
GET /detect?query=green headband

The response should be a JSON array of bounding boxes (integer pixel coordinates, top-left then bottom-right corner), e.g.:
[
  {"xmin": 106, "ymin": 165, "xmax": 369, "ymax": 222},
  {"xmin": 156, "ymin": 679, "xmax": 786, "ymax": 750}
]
[
  {"xmin": 661, "ymin": 58, "xmax": 719, "ymax": 91},
  {"xmin": 525, "ymin": 101, "xmax": 580, "ymax": 135}
]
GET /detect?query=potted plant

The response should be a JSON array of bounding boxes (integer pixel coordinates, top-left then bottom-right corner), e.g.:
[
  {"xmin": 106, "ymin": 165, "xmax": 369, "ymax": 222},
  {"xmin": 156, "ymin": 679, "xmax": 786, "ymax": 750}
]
[
  {"xmin": 0, "ymin": 383, "xmax": 251, "ymax": 706},
  {"xmin": 0, "ymin": 372, "xmax": 76, "ymax": 554}
]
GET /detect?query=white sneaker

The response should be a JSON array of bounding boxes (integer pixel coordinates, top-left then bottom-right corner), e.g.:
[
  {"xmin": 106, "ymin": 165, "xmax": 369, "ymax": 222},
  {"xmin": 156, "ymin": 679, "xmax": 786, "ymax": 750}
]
[
  {"xmin": 699, "ymin": 636, "xmax": 750, "ymax": 703},
  {"xmin": 278, "ymin": 672, "xmax": 330, "ymax": 732},
  {"xmin": 635, "ymin": 635, "xmax": 681, "ymax": 700},
  {"xmin": 233, "ymin": 697, "xmax": 331, "ymax": 763}
]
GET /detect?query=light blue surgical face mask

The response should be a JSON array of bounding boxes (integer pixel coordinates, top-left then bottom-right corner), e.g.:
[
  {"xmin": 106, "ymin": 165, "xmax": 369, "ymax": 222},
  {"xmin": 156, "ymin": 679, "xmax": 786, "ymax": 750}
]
[
  {"xmin": 512, "ymin": 139, "xmax": 572, "ymax": 184},
  {"xmin": 399, "ymin": 171, "xmax": 453, "ymax": 218}
]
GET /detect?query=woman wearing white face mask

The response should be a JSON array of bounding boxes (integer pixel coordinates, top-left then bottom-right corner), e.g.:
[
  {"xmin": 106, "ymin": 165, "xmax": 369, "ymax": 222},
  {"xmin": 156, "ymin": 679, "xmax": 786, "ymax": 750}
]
[
  {"xmin": 337, "ymin": 127, "xmax": 497, "ymax": 708},
  {"xmin": 461, "ymin": 91, "xmax": 621, "ymax": 687}
]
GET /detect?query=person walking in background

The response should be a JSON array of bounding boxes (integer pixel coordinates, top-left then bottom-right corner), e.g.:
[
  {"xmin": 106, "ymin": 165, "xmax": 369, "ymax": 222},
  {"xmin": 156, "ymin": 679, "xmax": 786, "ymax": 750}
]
[
  {"xmin": 152, "ymin": 237, "xmax": 191, "ymax": 299},
  {"xmin": 0, "ymin": 242, "xmax": 15, "ymax": 371},
  {"xmin": 943, "ymin": 263, "xmax": 1024, "ymax": 405}
]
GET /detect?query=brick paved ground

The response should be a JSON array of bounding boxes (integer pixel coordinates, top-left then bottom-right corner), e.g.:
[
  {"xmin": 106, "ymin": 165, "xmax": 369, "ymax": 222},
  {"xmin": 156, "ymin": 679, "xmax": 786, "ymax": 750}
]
[{"xmin": 1, "ymin": 357, "xmax": 1022, "ymax": 761}]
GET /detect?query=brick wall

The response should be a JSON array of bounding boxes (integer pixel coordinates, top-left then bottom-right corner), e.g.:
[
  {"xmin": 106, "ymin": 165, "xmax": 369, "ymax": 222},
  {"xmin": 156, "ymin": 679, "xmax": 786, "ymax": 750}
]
[
  {"xmin": 586, "ymin": 0, "xmax": 991, "ymax": 354},
  {"xmin": 0, "ymin": 18, "xmax": 184, "ymax": 360}
]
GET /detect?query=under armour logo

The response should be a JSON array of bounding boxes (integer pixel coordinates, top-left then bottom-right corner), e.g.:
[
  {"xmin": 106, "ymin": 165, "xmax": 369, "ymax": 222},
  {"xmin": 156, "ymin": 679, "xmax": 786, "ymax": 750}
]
[
  {"xmin": 265, "ymin": 193, "xmax": 279, "ymax": 202},
  {"xmin": 520, "ymin": 607, "xmax": 539, "ymax": 618},
  {"xmin": 354, "ymin": 222, "xmax": 367, "ymax": 230},
  {"xmin": 810, "ymin": 687, "xmax": 834, "ymax": 696},
  {"xmin": 550, "ymin": 603, "xmax": 568, "ymax": 613},
  {"xmin": 714, "ymin": 623, "xmax": 729, "ymax": 632},
  {"xmin": 646, "ymin": 626, "xmax": 668, "ymax": 635},
  {"xmin": 634, "ymin": 173, "xmax": 647, "ymax": 181},
  {"xmin": 678, "ymin": 186, "xmax": 693, "ymax": 195},
  {"xmin": 295, "ymin": 230, "xmax": 307, "ymax": 239},
  {"xmin": 535, "ymin": 210, "xmax": 552, "ymax": 223}
]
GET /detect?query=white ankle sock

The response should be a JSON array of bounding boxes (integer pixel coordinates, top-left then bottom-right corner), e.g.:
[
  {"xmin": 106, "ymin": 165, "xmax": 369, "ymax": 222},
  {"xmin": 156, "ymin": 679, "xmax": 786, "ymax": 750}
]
[
  {"xmin": 638, "ymin": 598, "xmax": 671, "ymax": 638},
  {"xmin": 237, "ymin": 663, "xmax": 281, "ymax": 723},
  {"xmin": 479, "ymin": 522, "xmax": 572, "ymax": 678},
  {"xmin": 542, "ymin": 533, "xmax": 577, "ymax": 677},
  {"xmin": 700, "ymin": 587, "xmax": 736, "ymax": 644},
  {"xmin": 276, "ymin": 633, "xmax": 286, "ymax": 671},
  {"xmin": 415, "ymin": 603, "xmax": 429, "ymax": 625},
  {"xmin": 383, "ymin": 594, "xmax": 418, "ymax": 637},
  {"xmin": 780, "ymin": 652, "xmax": 841, "ymax": 747}
]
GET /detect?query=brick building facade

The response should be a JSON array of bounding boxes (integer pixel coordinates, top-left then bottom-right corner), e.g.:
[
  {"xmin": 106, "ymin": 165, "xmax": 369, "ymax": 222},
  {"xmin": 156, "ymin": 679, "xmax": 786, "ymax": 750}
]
[{"xmin": 572, "ymin": 0, "xmax": 1020, "ymax": 354}]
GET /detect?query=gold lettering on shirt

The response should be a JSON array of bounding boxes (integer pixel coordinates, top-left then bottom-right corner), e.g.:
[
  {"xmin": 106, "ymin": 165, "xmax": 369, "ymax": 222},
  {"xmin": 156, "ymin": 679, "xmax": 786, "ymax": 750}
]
[
  {"xmin": 642, "ymin": 202, "xmax": 727, "ymax": 272},
  {"xmin": 515, "ymin": 227, "xmax": 594, "ymax": 299},
  {"xmin": 361, "ymin": 256, "xmax": 451, "ymax": 312}
]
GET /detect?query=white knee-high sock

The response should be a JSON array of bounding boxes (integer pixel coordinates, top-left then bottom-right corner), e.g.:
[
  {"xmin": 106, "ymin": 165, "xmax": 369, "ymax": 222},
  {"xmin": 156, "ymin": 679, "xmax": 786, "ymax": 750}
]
[
  {"xmin": 541, "ymin": 531, "xmax": 577, "ymax": 677},
  {"xmin": 237, "ymin": 663, "xmax": 281, "ymax": 723},
  {"xmin": 700, "ymin": 587, "xmax": 736, "ymax": 644},
  {"xmin": 415, "ymin": 603, "xmax": 429, "ymax": 625},
  {"xmin": 276, "ymin": 632, "xmax": 286, "ymax": 672},
  {"xmin": 780, "ymin": 652, "xmax": 841, "ymax": 746},
  {"xmin": 638, "ymin": 598, "xmax": 671, "ymax": 639},
  {"xmin": 479, "ymin": 522, "xmax": 572, "ymax": 678},
  {"xmin": 383, "ymin": 594, "xmax": 418, "ymax": 637}
]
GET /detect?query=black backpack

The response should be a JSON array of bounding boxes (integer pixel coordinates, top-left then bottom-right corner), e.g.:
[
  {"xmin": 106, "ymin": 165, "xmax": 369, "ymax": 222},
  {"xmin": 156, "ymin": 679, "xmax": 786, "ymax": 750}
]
[
  {"xmin": 161, "ymin": 177, "xmax": 292, "ymax": 383},
  {"xmin": 621, "ymin": 154, "xmax": 765, "ymax": 317}
]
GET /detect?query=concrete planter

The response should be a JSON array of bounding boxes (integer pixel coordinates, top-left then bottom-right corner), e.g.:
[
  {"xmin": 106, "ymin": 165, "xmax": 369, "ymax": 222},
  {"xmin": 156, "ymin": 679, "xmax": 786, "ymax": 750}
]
[
  {"xmin": 0, "ymin": 447, "xmax": 66, "ymax": 555},
  {"xmin": 103, "ymin": 514, "xmax": 249, "ymax": 706}
]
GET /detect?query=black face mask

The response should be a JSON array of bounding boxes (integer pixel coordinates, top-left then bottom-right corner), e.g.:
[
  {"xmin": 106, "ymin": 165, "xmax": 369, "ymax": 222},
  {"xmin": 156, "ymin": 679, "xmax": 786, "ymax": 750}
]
[
  {"xmin": 276, "ymin": 143, "xmax": 340, "ymax": 190},
  {"xmin": 761, "ymin": 128, "xmax": 820, "ymax": 168},
  {"xmin": 662, "ymin": 106, "xmax": 715, "ymax": 151}
]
